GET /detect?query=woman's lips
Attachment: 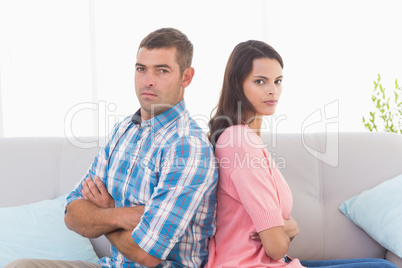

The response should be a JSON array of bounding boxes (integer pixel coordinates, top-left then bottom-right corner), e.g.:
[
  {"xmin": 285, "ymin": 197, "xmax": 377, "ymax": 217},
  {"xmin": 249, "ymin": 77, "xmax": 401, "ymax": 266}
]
[{"xmin": 264, "ymin": 100, "xmax": 277, "ymax": 105}]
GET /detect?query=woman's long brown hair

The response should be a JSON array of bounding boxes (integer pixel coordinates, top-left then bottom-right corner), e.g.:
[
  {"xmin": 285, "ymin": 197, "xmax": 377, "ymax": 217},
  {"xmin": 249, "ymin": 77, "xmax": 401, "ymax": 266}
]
[{"xmin": 208, "ymin": 40, "xmax": 284, "ymax": 147}]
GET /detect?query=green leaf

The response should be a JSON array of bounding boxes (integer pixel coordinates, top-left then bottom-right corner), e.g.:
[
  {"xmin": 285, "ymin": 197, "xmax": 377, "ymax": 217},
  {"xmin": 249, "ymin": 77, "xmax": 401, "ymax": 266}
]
[
  {"xmin": 376, "ymin": 99, "xmax": 381, "ymax": 109},
  {"xmin": 364, "ymin": 75, "xmax": 402, "ymax": 135},
  {"xmin": 364, "ymin": 123, "xmax": 372, "ymax": 131}
]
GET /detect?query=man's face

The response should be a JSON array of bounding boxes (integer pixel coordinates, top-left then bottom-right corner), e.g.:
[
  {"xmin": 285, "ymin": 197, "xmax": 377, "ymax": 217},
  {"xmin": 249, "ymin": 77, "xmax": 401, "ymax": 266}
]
[{"xmin": 135, "ymin": 47, "xmax": 191, "ymax": 120}]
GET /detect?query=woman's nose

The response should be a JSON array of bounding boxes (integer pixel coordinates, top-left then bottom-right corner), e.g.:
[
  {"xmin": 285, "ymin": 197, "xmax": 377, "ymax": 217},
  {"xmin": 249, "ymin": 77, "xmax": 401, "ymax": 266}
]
[{"xmin": 266, "ymin": 83, "xmax": 276, "ymax": 94}]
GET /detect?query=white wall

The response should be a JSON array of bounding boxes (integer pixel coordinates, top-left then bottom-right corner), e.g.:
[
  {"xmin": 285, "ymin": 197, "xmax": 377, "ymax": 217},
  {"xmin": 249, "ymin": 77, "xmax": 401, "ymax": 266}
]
[
  {"xmin": 0, "ymin": 0, "xmax": 401, "ymax": 138},
  {"xmin": 0, "ymin": 66, "xmax": 3, "ymax": 137},
  {"xmin": 266, "ymin": 1, "xmax": 402, "ymax": 133},
  {"xmin": 0, "ymin": 0, "xmax": 93, "ymax": 137}
]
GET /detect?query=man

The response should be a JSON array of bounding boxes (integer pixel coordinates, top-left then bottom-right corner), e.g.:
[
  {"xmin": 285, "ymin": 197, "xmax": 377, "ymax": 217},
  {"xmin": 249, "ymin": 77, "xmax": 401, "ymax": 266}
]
[{"xmin": 6, "ymin": 28, "xmax": 218, "ymax": 268}]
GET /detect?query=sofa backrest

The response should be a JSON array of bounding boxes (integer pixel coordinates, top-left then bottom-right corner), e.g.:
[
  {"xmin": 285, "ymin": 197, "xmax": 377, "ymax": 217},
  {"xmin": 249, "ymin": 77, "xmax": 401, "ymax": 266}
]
[
  {"xmin": 263, "ymin": 132, "xmax": 402, "ymax": 260},
  {"xmin": 0, "ymin": 136, "xmax": 110, "ymax": 257},
  {"xmin": 0, "ymin": 137, "xmax": 99, "ymax": 205},
  {"xmin": 1, "ymin": 132, "xmax": 402, "ymax": 261}
]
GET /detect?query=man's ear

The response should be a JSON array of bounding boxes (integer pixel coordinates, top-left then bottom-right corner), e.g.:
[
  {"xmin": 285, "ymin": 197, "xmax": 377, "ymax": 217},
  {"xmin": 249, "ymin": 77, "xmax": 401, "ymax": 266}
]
[{"xmin": 181, "ymin": 67, "xmax": 195, "ymax": 88}]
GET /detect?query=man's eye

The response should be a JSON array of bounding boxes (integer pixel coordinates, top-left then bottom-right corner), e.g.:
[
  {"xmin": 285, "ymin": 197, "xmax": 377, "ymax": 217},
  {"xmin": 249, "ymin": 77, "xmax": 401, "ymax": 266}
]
[
  {"xmin": 136, "ymin": 67, "xmax": 145, "ymax": 72},
  {"xmin": 159, "ymin": 69, "xmax": 169, "ymax": 74}
]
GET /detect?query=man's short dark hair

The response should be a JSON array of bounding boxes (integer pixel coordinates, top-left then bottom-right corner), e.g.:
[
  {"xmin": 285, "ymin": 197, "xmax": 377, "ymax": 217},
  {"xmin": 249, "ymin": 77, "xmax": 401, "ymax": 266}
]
[{"xmin": 139, "ymin": 28, "xmax": 193, "ymax": 74}]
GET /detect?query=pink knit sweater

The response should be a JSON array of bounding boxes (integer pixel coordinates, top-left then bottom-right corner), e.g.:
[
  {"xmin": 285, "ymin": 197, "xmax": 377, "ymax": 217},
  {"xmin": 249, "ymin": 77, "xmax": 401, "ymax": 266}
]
[{"xmin": 206, "ymin": 125, "xmax": 304, "ymax": 268}]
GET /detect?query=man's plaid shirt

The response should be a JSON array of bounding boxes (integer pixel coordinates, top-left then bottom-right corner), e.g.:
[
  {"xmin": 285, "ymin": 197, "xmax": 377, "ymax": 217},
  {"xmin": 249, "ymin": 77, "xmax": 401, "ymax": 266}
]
[{"xmin": 67, "ymin": 100, "xmax": 218, "ymax": 267}]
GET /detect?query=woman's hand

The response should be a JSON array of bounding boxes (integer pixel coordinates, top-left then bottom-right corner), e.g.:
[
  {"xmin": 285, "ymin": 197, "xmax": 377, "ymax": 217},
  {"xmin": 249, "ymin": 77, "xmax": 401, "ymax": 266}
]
[
  {"xmin": 250, "ymin": 231, "xmax": 261, "ymax": 241},
  {"xmin": 284, "ymin": 216, "xmax": 299, "ymax": 241}
]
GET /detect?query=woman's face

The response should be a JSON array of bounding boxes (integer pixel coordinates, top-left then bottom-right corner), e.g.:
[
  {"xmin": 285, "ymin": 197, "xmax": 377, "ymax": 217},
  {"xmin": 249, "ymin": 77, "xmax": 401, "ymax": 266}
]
[{"xmin": 243, "ymin": 58, "xmax": 283, "ymax": 118}]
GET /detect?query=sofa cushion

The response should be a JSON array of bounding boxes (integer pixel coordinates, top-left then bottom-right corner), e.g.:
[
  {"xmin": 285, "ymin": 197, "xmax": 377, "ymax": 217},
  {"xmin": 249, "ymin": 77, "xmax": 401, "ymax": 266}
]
[
  {"xmin": 339, "ymin": 174, "xmax": 402, "ymax": 258},
  {"xmin": 0, "ymin": 195, "xmax": 99, "ymax": 266}
]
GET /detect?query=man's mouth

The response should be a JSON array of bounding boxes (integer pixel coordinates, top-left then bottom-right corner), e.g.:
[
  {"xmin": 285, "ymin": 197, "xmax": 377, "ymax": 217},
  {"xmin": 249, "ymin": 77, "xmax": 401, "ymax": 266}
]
[{"xmin": 141, "ymin": 91, "xmax": 157, "ymax": 97}]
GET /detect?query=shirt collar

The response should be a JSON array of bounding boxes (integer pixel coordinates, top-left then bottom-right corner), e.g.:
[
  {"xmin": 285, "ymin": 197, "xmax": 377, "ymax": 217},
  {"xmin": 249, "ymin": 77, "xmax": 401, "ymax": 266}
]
[{"xmin": 131, "ymin": 100, "xmax": 186, "ymax": 132}]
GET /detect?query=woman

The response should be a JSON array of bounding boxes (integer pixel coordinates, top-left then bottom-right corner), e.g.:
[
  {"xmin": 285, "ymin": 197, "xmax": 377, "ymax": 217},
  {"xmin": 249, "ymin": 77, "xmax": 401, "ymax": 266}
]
[{"xmin": 206, "ymin": 40, "xmax": 396, "ymax": 268}]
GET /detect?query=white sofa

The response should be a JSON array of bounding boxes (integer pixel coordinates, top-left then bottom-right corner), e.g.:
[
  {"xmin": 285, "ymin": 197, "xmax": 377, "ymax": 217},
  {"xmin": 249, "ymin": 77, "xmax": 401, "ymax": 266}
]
[{"xmin": 0, "ymin": 132, "xmax": 401, "ymax": 267}]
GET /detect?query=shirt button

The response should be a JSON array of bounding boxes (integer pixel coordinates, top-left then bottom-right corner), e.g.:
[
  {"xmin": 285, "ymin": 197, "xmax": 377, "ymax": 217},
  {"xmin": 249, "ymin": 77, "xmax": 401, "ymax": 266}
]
[{"xmin": 127, "ymin": 167, "xmax": 131, "ymax": 173}]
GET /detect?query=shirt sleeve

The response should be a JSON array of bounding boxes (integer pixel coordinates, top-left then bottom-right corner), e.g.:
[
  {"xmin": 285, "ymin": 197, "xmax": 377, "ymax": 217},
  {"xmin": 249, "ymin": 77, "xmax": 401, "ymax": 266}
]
[
  {"xmin": 65, "ymin": 120, "xmax": 122, "ymax": 208},
  {"xmin": 131, "ymin": 136, "xmax": 218, "ymax": 260},
  {"xmin": 225, "ymin": 127, "xmax": 284, "ymax": 233}
]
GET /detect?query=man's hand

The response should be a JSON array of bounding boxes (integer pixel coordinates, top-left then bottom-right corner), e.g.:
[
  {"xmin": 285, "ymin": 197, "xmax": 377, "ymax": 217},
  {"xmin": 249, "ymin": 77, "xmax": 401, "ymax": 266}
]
[
  {"xmin": 80, "ymin": 177, "xmax": 160, "ymax": 266},
  {"xmin": 82, "ymin": 176, "xmax": 115, "ymax": 209},
  {"xmin": 82, "ymin": 176, "xmax": 145, "ymax": 231},
  {"xmin": 65, "ymin": 176, "xmax": 145, "ymax": 238}
]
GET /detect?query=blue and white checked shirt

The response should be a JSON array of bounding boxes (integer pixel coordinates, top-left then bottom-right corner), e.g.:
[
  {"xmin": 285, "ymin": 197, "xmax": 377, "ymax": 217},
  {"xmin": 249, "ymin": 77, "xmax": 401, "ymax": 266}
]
[{"xmin": 66, "ymin": 100, "xmax": 218, "ymax": 268}]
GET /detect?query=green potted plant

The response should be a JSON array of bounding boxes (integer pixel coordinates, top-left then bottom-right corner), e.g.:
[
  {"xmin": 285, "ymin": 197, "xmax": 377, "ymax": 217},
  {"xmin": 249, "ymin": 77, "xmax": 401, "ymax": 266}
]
[{"xmin": 363, "ymin": 75, "xmax": 402, "ymax": 134}]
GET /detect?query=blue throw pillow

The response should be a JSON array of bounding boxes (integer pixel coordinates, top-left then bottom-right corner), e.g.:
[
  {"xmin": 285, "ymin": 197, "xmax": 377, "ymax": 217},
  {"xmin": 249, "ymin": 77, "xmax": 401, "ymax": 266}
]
[
  {"xmin": 339, "ymin": 174, "xmax": 402, "ymax": 258},
  {"xmin": 0, "ymin": 195, "xmax": 99, "ymax": 267}
]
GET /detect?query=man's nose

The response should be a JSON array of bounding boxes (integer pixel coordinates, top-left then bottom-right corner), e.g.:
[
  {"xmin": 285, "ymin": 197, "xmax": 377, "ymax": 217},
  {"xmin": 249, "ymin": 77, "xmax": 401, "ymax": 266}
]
[{"xmin": 143, "ymin": 73, "xmax": 155, "ymax": 88}]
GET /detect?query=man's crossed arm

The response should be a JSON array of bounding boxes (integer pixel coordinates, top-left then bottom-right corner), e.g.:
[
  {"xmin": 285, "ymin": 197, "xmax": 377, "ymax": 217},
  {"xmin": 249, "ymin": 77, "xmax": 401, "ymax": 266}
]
[{"xmin": 64, "ymin": 176, "xmax": 161, "ymax": 267}]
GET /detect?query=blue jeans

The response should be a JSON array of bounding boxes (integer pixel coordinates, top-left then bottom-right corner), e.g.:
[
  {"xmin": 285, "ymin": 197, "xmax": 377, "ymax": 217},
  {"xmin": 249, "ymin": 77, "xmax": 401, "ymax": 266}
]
[{"xmin": 300, "ymin": 258, "xmax": 397, "ymax": 268}]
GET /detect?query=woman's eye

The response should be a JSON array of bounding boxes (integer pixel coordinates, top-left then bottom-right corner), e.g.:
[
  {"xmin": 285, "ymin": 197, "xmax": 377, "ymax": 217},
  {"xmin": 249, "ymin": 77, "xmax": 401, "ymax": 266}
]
[
  {"xmin": 255, "ymin": 79, "xmax": 265, "ymax": 85},
  {"xmin": 275, "ymin": 79, "xmax": 282, "ymax": 85}
]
